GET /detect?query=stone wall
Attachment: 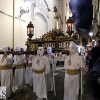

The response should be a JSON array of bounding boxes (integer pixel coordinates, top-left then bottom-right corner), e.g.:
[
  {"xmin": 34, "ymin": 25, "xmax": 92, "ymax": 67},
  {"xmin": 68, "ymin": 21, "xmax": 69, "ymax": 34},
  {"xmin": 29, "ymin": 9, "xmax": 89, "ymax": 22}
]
[{"xmin": 0, "ymin": 0, "xmax": 65, "ymax": 50}]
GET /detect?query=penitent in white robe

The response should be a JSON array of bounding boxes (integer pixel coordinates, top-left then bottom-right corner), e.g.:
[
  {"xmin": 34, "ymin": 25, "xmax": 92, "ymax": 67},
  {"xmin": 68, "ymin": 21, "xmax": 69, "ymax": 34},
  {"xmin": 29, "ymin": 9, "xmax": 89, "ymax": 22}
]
[
  {"xmin": 13, "ymin": 55, "xmax": 25, "ymax": 89},
  {"xmin": 0, "ymin": 54, "xmax": 13, "ymax": 97},
  {"xmin": 64, "ymin": 53, "xmax": 85, "ymax": 100},
  {"xmin": 49, "ymin": 54, "xmax": 57, "ymax": 71},
  {"xmin": 32, "ymin": 55, "xmax": 50, "ymax": 99},
  {"xmin": 25, "ymin": 55, "xmax": 33, "ymax": 85},
  {"xmin": 46, "ymin": 54, "xmax": 57, "ymax": 91}
]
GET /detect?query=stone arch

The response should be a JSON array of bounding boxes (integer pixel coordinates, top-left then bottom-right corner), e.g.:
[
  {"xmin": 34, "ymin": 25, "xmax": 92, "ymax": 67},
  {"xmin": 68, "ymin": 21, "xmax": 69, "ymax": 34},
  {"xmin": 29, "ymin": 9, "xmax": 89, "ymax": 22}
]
[{"xmin": 34, "ymin": 7, "xmax": 48, "ymax": 38}]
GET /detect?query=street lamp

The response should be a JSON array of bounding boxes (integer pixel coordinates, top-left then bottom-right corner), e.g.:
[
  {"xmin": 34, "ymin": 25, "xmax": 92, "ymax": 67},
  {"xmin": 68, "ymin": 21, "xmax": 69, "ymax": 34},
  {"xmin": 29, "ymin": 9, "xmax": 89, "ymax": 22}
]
[
  {"xmin": 89, "ymin": 31, "xmax": 93, "ymax": 37},
  {"xmin": 66, "ymin": 17, "xmax": 74, "ymax": 37},
  {"xmin": 27, "ymin": 21, "xmax": 34, "ymax": 39}
]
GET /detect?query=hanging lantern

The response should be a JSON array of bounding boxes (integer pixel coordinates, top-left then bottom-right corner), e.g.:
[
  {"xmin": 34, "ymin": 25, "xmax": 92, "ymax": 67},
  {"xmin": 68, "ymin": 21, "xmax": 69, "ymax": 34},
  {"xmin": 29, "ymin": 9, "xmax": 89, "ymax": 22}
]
[
  {"xmin": 66, "ymin": 17, "xmax": 74, "ymax": 37},
  {"xmin": 27, "ymin": 21, "xmax": 34, "ymax": 39}
]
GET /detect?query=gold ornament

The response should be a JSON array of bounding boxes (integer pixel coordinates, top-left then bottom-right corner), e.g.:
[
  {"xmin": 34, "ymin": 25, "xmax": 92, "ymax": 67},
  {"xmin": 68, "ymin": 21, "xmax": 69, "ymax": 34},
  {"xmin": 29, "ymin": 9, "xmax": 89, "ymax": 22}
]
[
  {"xmin": 36, "ymin": 59, "xmax": 40, "ymax": 66},
  {"xmin": 68, "ymin": 60, "xmax": 71, "ymax": 66}
]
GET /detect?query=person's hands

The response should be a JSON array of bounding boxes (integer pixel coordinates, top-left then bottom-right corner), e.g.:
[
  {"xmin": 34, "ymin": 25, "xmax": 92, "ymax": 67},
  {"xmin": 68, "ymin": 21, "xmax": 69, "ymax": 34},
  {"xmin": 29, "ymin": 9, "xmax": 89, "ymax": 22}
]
[
  {"xmin": 51, "ymin": 55, "xmax": 54, "ymax": 59},
  {"xmin": 0, "ymin": 49, "xmax": 3, "ymax": 52},
  {"xmin": 80, "ymin": 67, "xmax": 84, "ymax": 71},
  {"xmin": 3, "ymin": 50, "xmax": 7, "ymax": 58},
  {"xmin": 12, "ymin": 64, "xmax": 17, "ymax": 68},
  {"xmin": 42, "ymin": 68, "xmax": 45, "ymax": 72},
  {"xmin": 0, "ymin": 49, "xmax": 4, "ymax": 52}
]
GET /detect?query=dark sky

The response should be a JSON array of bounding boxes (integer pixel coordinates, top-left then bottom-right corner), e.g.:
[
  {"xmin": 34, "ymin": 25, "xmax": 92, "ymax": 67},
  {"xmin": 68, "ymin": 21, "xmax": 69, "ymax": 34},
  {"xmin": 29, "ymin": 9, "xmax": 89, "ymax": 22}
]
[{"xmin": 69, "ymin": 0, "xmax": 93, "ymax": 31}]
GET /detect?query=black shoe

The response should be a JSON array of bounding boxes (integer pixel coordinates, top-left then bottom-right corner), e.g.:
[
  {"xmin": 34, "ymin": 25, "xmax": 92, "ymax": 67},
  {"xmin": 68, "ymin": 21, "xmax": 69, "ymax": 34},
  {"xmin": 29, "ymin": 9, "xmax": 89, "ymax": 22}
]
[
  {"xmin": 48, "ymin": 91, "xmax": 52, "ymax": 95},
  {"xmin": 7, "ymin": 97, "xmax": 11, "ymax": 100}
]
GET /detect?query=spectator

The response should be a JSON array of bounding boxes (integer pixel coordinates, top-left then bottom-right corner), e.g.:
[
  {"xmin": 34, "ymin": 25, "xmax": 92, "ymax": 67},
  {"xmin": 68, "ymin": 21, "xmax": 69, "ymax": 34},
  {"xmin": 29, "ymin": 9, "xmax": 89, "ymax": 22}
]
[{"xmin": 90, "ymin": 40, "xmax": 100, "ymax": 99}]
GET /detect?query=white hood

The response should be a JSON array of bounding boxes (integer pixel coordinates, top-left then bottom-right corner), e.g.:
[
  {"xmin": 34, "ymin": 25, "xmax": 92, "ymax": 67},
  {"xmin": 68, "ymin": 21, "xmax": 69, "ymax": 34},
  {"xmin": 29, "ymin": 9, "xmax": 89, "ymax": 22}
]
[
  {"xmin": 37, "ymin": 47, "xmax": 44, "ymax": 56},
  {"xmin": 47, "ymin": 47, "xmax": 52, "ymax": 54},
  {"xmin": 16, "ymin": 47, "xmax": 21, "ymax": 51},
  {"xmin": 2, "ymin": 46, "xmax": 8, "ymax": 52},
  {"xmin": 69, "ymin": 41, "xmax": 78, "ymax": 55}
]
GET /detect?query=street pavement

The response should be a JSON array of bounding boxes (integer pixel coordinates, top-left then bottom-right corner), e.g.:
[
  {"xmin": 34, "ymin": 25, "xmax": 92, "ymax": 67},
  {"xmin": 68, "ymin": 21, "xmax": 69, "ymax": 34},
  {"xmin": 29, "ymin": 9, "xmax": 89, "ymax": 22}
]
[{"xmin": 1, "ymin": 67, "xmax": 100, "ymax": 100}]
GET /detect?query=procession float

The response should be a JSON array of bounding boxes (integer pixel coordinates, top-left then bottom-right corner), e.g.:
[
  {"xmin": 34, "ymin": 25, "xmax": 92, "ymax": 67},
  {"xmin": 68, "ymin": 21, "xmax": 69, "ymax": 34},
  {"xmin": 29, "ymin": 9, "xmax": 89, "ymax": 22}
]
[{"xmin": 25, "ymin": 28, "xmax": 79, "ymax": 54}]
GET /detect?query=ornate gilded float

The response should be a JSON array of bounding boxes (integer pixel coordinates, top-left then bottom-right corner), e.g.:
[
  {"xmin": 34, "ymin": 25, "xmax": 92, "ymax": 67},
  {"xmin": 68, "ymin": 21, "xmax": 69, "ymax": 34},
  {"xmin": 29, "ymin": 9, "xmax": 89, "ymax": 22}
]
[{"xmin": 25, "ymin": 29, "xmax": 79, "ymax": 53}]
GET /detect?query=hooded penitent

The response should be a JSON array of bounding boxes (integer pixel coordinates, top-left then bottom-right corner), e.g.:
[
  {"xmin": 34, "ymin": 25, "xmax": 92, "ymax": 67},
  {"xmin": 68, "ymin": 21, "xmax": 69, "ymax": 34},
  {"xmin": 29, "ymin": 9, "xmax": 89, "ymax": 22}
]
[
  {"xmin": 64, "ymin": 41, "xmax": 84, "ymax": 100},
  {"xmin": 32, "ymin": 46, "xmax": 50, "ymax": 99},
  {"xmin": 16, "ymin": 47, "xmax": 21, "ymax": 51},
  {"xmin": 47, "ymin": 47, "xmax": 52, "ymax": 54},
  {"xmin": 69, "ymin": 41, "xmax": 78, "ymax": 55},
  {"xmin": 0, "ymin": 46, "xmax": 12, "ymax": 97},
  {"xmin": 2, "ymin": 46, "xmax": 8, "ymax": 52},
  {"xmin": 37, "ymin": 47, "xmax": 44, "ymax": 56}
]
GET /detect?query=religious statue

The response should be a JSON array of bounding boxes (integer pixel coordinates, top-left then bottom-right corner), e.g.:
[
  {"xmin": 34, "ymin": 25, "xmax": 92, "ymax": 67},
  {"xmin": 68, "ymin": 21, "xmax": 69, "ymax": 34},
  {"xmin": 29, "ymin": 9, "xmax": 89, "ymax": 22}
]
[{"xmin": 53, "ymin": 6, "xmax": 61, "ymax": 29}]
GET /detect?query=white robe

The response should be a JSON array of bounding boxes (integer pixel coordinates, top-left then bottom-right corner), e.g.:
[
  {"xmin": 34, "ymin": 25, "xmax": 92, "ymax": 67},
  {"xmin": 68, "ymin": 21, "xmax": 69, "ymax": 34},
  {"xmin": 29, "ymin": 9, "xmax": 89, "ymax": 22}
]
[
  {"xmin": 32, "ymin": 55, "xmax": 50, "ymax": 98},
  {"xmin": 50, "ymin": 54, "xmax": 57, "ymax": 71},
  {"xmin": 57, "ymin": 54, "xmax": 65, "ymax": 62},
  {"xmin": 29, "ymin": 70, "xmax": 33, "ymax": 86},
  {"xmin": 25, "ymin": 55, "xmax": 33, "ymax": 84},
  {"xmin": 0, "ymin": 54, "xmax": 13, "ymax": 97},
  {"xmin": 46, "ymin": 54, "xmax": 57, "ymax": 91},
  {"xmin": 64, "ymin": 53, "xmax": 85, "ymax": 100},
  {"xmin": 54, "ymin": 56, "xmax": 57, "ymax": 71},
  {"xmin": 13, "ymin": 55, "xmax": 25, "ymax": 89}
]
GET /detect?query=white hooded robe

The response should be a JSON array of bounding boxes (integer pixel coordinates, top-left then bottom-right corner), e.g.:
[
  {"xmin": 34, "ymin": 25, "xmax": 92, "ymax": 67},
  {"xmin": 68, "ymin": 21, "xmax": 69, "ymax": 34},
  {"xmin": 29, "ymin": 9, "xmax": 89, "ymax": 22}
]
[
  {"xmin": 13, "ymin": 55, "xmax": 25, "ymax": 89},
  {"xmin": 64, "ymin": 42, "xmax": 85, "ymax": 100},
  {"xmin": 0, "ymin": 54, "xmax": 13, "ymax": 97},
  {"xmin": 64, "ymin": 54, "xmax": 81, "ymax": 100},
  {"xmin": 25, "ymin": 55, "xmax": 33, "ymax": 85},
  {"xmin": 32, "ymin": 55, "xmax": 50, "ymax": 98}
]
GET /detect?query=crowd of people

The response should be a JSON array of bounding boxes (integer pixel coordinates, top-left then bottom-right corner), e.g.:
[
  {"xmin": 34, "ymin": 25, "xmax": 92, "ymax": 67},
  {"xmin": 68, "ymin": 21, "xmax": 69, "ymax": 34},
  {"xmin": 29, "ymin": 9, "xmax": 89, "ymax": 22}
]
[
  {"xmin": 87, "ymin": 40, "xmax": 100, "ymax": 99},
  {"xmin": 1, "ymin": 40, "xmax": 100, "ymax": 100}
]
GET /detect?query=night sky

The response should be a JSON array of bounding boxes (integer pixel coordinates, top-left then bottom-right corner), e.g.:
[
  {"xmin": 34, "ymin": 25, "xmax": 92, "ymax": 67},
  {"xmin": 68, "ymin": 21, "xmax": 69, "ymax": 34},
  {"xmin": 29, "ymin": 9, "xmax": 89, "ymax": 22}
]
[{"xmin": 69, "ymin": 0, "xmax": 93, "ymax": 31}]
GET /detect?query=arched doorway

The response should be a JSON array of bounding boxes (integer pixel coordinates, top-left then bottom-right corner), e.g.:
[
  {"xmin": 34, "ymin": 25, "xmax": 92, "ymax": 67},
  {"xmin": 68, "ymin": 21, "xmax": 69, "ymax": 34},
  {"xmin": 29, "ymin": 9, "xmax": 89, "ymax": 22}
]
[{"xmin": 34, "ymin": 8, "xmax": 48, "ymax": 38}]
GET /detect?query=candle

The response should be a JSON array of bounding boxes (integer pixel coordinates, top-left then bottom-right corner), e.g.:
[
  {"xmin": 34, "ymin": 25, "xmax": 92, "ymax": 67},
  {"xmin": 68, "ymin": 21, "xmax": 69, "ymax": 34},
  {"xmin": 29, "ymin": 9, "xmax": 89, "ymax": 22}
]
[
  {"xmin": 81, "ymin": 56, "xmax": 82, "ymax": 67},
  {"xmin": 29, "ymin": 28, "xmax": 31, "ymax": 34},
  {"xmin": 80, "ymin": 56, "xmax": 83, "ymax": 100},
  {"xmin": 68, "ymin": 24, "xmax": 71, "ymax": 31}
]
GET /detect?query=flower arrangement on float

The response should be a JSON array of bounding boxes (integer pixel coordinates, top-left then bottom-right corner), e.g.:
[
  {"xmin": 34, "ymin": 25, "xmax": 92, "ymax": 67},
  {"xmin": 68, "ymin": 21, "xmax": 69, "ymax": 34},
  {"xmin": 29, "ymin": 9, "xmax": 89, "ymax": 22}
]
[
  {"xmin": 32, "ymin": 29, "xmax": 69, "ymax": 41},
  {"xmin": 26, "ymin": 29, "xmax": 79, "ymax": 43}
]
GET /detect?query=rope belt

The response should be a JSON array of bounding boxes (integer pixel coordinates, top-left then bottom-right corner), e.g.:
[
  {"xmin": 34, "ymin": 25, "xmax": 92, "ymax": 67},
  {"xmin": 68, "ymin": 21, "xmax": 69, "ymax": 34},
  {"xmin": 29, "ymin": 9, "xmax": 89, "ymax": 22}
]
[
  {"xmin": 67, "ymin": 69, "xmax": 79, "ymax": 75},
  {"xmin": 0, "ymin": 64, "xmax": 12, "ymax": 70},
  {"xmin": 16, "ymin": 63, "xmax": 25, "ymax": 69},
  {"xmin": 33, "ymin": 69, "xmax": 44, "ymax": 74},
  {"xmin": 26, "ymin": 63, "xmax": 32, "ymax": 67}
]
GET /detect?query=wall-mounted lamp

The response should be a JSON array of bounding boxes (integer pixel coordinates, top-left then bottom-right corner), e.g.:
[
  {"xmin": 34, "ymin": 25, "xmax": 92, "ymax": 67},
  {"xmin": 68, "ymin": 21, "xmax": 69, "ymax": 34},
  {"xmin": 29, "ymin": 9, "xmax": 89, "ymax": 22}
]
[{"xmin": 19, "ymin": 0, "xmax": 31, "ymax": 17}]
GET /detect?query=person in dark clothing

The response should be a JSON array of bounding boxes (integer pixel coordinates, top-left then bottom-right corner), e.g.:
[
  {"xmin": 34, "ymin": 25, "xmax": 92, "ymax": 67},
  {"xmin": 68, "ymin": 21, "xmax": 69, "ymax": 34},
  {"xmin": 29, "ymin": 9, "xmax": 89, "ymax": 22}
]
[
  {"xmin": 86, "ymin": 50, "xmax": 92, "ymax": 71},
  {"xmin": 90, "ymin": 40, "xmax": 100, "ymax": 98}
]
